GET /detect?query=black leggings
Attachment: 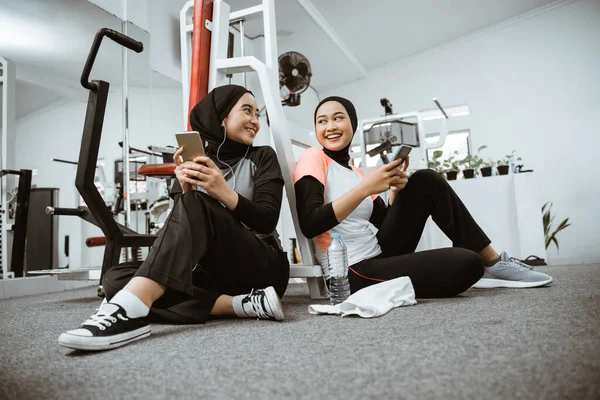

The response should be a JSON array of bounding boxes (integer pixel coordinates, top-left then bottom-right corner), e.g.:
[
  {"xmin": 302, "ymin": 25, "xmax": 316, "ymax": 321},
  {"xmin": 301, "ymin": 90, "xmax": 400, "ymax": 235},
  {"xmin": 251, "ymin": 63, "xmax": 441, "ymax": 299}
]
[
  {"xmin": 349, "ymin": 169, "xmax": 490, "ymax": 298},
  {"xmin": 102, "ymin": 191, "xmax": 290, "ymax": 324}
]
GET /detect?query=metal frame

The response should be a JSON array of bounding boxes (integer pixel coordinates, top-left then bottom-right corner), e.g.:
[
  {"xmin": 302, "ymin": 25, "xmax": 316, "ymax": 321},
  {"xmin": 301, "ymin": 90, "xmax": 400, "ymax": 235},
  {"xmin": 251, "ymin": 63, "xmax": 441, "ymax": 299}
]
[
  {"xmin": 181, "ymin": 0, "xmax": 327, "ymax": 298},
  {"xmin": 357, "ymin": 99, "xmax": 450, "ymax": 170},
  {"xmin": 121, "ymin": 20, "xmax": 132, "ymax": 231},
  {"xmin": 1, "ymin": 56, "xmax": 16, "ymax": 279},
  {"xmin": 181, "ymin": 0, "xmax": 214, "ymax": 130},
  {"xmin": 0, "ymin": 169, "xmax": 32, "ymax": 278}
]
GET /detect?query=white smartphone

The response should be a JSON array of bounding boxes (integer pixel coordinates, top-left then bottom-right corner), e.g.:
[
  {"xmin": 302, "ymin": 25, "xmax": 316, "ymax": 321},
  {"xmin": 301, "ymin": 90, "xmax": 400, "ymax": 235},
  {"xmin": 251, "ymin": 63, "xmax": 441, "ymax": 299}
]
[{"xmin": 175, "ymin": 131, "xmax": 205, "ymax": 162}]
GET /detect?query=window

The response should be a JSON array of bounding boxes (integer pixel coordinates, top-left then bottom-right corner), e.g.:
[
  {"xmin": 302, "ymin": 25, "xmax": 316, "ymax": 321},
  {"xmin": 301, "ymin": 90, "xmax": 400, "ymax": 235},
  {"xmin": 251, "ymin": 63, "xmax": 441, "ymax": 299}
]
[
  {"xmin": 425, "ymin": 130, "xmax": 471, "ymax": 169},
  {"xmin": 350, "ymin": 104, "xmax": 471, "ymax": 170}
]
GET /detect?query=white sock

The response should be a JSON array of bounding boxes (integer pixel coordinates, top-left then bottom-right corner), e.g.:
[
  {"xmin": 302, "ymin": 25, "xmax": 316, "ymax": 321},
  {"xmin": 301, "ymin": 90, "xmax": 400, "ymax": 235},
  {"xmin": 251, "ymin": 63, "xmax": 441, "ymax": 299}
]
[
  {"xmin": 232, "ymin": 293, "xmax": 249, "ymax": 318},
  {"xmin": 108, "ymin": 290, "xmax": 150, "ymax": 319}
]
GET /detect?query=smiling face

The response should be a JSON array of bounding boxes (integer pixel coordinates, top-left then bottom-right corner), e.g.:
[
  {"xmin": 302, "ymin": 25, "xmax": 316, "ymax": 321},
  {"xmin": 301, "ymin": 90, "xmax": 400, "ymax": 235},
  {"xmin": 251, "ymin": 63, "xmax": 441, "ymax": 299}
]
[
  {"xmin": 222, "ymin": 92, "xmax": 260, "ymax": 145},
  {"xmin": 315, "ymin": 101, "xmax": 354, "ymax": 151}
]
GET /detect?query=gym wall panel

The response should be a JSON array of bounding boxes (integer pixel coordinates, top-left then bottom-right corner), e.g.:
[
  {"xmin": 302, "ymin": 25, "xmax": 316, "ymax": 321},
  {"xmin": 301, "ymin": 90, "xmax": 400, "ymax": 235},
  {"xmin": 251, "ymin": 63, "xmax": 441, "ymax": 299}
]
[{"xmin": 320, "ymin": 0, "xmax": 600, "ymax": 264}]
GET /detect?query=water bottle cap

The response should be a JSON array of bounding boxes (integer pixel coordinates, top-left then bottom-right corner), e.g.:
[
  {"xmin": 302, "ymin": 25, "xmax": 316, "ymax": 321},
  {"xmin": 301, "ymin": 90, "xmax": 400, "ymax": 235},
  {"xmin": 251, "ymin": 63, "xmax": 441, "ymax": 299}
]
[{"xmin": 331, "ymin": 233, "xmax": 341, "ymax": 239}]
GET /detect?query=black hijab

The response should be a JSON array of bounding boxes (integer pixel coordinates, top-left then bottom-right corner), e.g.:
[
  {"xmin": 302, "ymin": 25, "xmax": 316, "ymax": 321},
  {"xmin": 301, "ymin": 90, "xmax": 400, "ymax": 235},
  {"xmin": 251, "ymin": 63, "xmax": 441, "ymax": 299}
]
[
  {"xmin": 314, "ymin": 96, "xmax": 358, "ymax": 168},
  {"xmin": 189, "ymin": 84, "xmax": 254, "ymax": 167}
]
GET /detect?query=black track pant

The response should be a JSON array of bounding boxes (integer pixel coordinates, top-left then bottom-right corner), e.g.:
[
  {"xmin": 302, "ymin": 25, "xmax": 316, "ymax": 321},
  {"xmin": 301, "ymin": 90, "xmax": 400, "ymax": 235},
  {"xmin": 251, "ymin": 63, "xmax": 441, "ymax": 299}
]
[
  {"xmin": 349, "ymin": 169, "xmax": 490, "ymax": 298},
  {"xmin": 102, "ymin": 191, "xmax": 290, "ymax": 324}
]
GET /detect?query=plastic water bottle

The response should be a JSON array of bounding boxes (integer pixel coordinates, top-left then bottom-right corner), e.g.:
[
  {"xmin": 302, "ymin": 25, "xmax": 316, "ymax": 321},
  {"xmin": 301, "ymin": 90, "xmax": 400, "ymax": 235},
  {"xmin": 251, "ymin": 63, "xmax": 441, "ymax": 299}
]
[{"xmin": 327, "ymin": 233, "xmax": 351, "ymax": 305}]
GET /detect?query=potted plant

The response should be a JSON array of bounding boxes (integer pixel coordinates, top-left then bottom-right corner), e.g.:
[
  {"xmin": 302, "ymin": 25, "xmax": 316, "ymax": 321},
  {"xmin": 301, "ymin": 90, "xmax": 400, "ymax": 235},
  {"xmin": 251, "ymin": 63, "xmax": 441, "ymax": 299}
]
[
  {"xmin": 460, "ymin": 155, "xmax": 475, "ymax": 179},
  {"xmin": 442, "ymin": 152, "xmax": 459, "ymax": 180},
  {"xmin": 427, "ymin": 150, "xmax": 444, "ymax": 175},
  {"xmin": 497, "ymin": 150, "xmax": 522, "ymax": 175},
  {"xmin": 480, "ymin": 159, "xmax": 494, "ymax": 177},
  {"xmin": 461, "ymin": 145, "xmax": 487, "ymax": 179},
  {"xmin": 542, "ymin": 202, "xmax": 571, "ymax": 252}
]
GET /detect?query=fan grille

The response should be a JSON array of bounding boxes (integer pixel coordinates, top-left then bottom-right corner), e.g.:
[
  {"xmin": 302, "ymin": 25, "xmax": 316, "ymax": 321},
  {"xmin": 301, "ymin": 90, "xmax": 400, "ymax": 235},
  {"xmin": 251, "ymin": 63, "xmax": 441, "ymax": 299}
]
[{"xmin": 278, "ymin": 51, "xmax": 312, "ymax": 94}]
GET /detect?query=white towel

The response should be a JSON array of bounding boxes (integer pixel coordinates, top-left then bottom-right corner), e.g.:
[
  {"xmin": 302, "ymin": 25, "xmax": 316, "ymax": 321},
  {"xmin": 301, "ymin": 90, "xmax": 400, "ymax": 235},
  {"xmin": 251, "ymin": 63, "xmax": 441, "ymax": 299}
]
[{"xmin": 308, "ymin": 276, "xmax": 416, "ymax": 318}]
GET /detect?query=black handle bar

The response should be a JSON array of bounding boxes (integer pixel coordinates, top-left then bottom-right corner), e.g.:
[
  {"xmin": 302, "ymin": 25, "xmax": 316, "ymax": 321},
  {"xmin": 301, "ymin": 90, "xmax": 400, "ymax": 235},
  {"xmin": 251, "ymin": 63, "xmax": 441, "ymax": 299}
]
[{"xmin": 80, "ymin": 28, "xmax": 144, "ymax": 91}]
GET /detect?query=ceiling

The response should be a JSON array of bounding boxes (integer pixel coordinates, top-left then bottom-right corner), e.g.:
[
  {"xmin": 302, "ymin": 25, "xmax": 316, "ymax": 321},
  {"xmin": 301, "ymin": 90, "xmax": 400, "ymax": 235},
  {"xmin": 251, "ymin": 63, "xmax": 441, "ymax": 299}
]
[
  {"xmin": 0, "ymin": 0, "xmax": 559, "ymax": 119},
  {"xmin": 225, "ymin": 0, "xmax": 558, "ymax": 91},
  {"xmin": 0, "ymin": 0, "xmax": 183, "ymax": 120},
  {"xmin": 0, "ymin": 0, "xmax": 169, "ymax": 86}
]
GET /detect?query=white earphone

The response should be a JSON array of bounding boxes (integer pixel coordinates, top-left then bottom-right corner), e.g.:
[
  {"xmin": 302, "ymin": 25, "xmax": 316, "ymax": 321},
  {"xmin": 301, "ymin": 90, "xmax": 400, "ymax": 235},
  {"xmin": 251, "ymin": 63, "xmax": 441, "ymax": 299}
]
[{"xmin": 217, "ymin": 124, "xmax": 250, "ymax": 191}]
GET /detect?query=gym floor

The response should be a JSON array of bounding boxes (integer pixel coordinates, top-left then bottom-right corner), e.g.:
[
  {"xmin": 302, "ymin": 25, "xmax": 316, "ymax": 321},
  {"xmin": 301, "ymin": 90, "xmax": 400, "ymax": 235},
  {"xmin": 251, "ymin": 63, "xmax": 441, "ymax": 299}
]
[{"xmin": 1, "ymin": 264, "xmax": 599, "ymax": 400}]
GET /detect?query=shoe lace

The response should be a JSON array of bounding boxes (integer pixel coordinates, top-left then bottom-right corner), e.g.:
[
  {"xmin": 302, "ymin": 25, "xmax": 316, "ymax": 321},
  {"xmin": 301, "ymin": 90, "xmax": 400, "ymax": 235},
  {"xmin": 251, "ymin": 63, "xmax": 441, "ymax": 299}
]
[
  {"xmin": 81, "ymin": 310, "xmax": 127, "ymax": 331},
  {"xmin": 507, "ymin": 256, "xmax": 533, "ymax": 271},
  {"xmin": 245, "ymin": 289, "xmax": 272, "ymax": 320}
]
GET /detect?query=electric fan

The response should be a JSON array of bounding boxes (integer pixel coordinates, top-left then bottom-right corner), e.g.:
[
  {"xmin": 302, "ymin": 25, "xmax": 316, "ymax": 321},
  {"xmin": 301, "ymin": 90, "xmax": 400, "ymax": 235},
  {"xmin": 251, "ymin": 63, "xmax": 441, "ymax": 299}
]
[{"xmin": 278, "ymin": 51, "xmax": 312, "ymax": 107}]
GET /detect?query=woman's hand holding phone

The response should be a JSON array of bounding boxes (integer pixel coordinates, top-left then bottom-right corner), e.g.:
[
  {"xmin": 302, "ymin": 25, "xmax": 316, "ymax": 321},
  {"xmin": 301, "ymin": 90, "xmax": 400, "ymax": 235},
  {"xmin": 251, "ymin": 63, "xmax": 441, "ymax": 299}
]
[
  {"xmin": 359, "ymin": 158, "xmax": 404, "ymax": 196},
  {"xmin": 174, "ymin": 149, "xmax": 239, "ymax": 209},
  {"xmin": 388, "ymin": 156, "xmax": 410, "ymax": 205},
  {"xmin": 174, "ymin": 146, "xmax": 202, "ymax": 193}
]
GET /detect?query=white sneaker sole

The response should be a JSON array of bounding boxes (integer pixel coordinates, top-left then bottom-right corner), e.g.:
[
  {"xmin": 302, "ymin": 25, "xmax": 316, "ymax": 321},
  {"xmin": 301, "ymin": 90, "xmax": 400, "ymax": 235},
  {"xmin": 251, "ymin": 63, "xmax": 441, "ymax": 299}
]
[
  {"xmin": 264, "ymin": 287, "xmax": 285, "ymax": 321},
  {"xmin": 472, "ymin": 277, "xmax": 553, "ymax": 289},
  {"xmin": 58, "ymin": 326, "xmax": 151, "ymax": 351}
]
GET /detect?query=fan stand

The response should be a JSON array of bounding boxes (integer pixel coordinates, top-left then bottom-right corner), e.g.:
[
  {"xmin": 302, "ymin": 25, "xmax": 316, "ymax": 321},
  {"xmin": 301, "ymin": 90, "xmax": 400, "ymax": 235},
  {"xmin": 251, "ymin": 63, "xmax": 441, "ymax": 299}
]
[{"xmin": 283, "ymin": 92, "xmax": 301, "ymax": 107}]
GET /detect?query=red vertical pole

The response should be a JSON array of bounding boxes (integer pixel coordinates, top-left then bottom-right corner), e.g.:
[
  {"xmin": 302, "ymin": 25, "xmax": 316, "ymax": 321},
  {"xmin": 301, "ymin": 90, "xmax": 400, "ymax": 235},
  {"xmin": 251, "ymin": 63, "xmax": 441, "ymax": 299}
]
[{"xmin": 188, "ymin": 0, "xmax": 214, "ymax": 132}]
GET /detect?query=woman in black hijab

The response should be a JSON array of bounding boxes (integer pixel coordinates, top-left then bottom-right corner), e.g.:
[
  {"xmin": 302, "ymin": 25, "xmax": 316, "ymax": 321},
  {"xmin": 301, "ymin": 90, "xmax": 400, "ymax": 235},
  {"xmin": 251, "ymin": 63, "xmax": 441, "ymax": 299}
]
[
  {"xmin": 59, "ymin": 85, "xmax": 290, "ymax": 351},
  {"xmin": 293, "ymin": 96, "xmax": 552, "ymax": 300}
]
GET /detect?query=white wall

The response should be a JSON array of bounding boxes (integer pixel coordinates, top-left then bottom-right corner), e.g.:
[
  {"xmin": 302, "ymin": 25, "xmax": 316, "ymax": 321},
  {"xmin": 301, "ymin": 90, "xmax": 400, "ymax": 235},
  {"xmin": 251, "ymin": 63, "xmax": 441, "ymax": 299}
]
[
  {"xmin": 88, "ymin": 0, "xmax": 182, "ymax": 83},
  {"xmin": 322, "ymin": 0, "xmax": 600, "ymax": 264},
  {"xmin": 147, "ymin": 0, "xmax": 182, "ymax": 83},
  {"xmin": 15, "ymin": 86, "xmax": 183, "ymax": 269},
  {"xmin": 282, "ymin": 88, "xmax": 321, "ymax": 132}
]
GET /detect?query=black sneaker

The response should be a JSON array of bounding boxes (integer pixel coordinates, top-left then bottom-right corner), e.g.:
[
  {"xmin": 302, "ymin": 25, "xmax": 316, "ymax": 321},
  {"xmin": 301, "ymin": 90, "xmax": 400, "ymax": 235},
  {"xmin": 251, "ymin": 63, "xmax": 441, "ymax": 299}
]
[
  {"xmin": 58, "ymin": 303, "xmax": 151, "ymax": 351},
  {"xmin": 240, "ymin": 286, "xmax": 285, "ymax": 321}
]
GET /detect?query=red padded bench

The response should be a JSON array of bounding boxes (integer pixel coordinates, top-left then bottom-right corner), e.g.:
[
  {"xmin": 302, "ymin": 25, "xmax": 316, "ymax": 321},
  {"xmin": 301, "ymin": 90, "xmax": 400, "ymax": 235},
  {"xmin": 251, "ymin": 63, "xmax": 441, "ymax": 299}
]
[{"xmin": 137, "ymin": 163, "xmax": 177, "ymax": 179}]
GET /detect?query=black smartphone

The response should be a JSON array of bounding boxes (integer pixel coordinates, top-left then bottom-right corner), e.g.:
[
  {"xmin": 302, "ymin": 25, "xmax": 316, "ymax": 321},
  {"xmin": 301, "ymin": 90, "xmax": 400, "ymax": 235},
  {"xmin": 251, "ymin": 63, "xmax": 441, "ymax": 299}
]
[{"xmin": 392, "ymin": 145, "xmax": 412, "ymax": 164}]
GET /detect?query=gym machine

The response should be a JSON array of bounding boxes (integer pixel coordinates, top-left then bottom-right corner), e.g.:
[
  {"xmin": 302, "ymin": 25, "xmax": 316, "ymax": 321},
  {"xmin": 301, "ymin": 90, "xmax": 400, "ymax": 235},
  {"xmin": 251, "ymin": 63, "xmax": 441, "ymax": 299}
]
[
  {"xmin": 41, "ymin": 28, "xmax": 157, "ymax": 295},
  {"xmin": 0, "ymin": 169, "xmax": 32, "ymax": 278},
  {"xmin": 357, "ymin": 97, "xmax": 450, "ymax": 170}
]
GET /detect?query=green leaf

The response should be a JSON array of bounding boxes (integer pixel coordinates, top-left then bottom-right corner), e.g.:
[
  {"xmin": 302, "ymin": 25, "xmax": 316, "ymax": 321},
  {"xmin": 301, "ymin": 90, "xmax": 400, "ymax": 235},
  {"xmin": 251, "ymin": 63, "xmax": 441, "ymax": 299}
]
[
  {"xmin": 542, "ymin": 202, "xmax": 550, "ymax": 213},
  {"xmin": 552, "ymin": 237, "xmax": 559, "ymax": 252},
  {"xmin": 551, "ymin": 225, "xmax": 571, "ymax": 238},
  {"xmin": 554, "ymin": 218, "xmax": 570, "ymax": 232}
]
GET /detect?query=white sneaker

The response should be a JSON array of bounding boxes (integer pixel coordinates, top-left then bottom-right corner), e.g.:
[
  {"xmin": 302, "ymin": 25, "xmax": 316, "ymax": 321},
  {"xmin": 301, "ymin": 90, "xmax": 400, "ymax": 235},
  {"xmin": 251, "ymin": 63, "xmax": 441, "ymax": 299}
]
[
  {"xmin": 240, "ymin": 286, "xmax": 285, "ymax": 321},
  {"xmin": 58, "ymin": 303, "xmax": 151, "ymax": 351},
  {"xmin": 473, "ymin": 252, "xmax": 553, "ymax": 289}
]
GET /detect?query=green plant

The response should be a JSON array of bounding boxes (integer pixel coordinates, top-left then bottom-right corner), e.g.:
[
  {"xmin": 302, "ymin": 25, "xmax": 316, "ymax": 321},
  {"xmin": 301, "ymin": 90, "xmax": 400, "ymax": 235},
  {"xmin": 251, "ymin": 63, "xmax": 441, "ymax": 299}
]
[
  {"xmin": 542, "ymin": 202, "xmax": 571, "ymax": 252},
  {"xmin": 442, "ymin": 156, "xmax": 453, "ymax": 172},
  {"xmin": 481, "ymin": 158, "xmax": 495, "ymax": 168},
  {"xmin": 427, "ymin": 150, "xmax": 444, "ymax": 172},
  {"xmin": 441, "ymin": 151, "xmax": 460, "ymax": 171},
  {"xmin": 498, "ymin": 150, "xmax": 522, "ymax": 166},
  {"xmin": 460, "ymin": 145, "xmax": 488, "ymax": 170}
]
